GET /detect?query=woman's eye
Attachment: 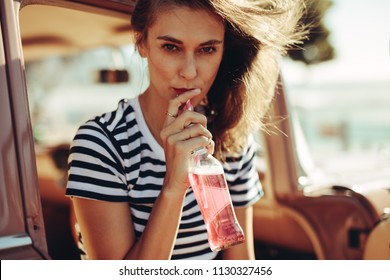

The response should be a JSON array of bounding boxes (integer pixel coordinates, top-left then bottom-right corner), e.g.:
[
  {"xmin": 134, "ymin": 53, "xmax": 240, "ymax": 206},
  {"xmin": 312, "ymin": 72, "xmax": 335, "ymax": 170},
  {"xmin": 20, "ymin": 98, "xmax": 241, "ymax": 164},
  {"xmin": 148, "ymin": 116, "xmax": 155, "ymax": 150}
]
[
  {"xmin": 199, "ymin": 46, "xmax": 216, "ymax": 54},
  {"xmin": 163, "ymin": 44, "xmax": 178, "ymax": 52}
]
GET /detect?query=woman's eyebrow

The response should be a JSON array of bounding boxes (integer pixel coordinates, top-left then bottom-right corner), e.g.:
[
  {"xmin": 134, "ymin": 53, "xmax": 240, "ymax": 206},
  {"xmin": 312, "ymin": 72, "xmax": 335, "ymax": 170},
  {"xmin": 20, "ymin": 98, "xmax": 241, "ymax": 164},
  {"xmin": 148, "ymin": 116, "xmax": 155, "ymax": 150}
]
[
  {"xmin": 157, "ymin": 35, "xmax": 183, "ymax": 44},
  {"xmin": 199, "ymin": 40, "xmax": 223, "ymax": 46},
  {"xmin": 157, "ymin": 35, "xmax": 223, "ymax": 46}
]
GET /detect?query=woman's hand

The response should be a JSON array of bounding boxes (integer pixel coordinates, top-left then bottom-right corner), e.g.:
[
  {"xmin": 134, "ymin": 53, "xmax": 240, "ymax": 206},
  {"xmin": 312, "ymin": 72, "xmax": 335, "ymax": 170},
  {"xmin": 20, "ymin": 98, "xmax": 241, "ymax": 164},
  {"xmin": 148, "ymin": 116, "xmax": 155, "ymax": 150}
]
[{"xmin": 160, "ymin": 89, "xmax": 214, "ymax": 193}]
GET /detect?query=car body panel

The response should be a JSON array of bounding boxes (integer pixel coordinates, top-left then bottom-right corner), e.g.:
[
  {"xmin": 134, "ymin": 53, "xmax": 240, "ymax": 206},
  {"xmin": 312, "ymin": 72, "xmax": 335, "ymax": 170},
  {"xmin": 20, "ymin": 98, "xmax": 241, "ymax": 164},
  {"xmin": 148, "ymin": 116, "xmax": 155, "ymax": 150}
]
[
  {"xmin": 0, "ymin": 5, "xmax": 26, "ymax": 241},
  {"xmin": 0, "ymin": 0, "xmax": 48, "ymax": 259}
]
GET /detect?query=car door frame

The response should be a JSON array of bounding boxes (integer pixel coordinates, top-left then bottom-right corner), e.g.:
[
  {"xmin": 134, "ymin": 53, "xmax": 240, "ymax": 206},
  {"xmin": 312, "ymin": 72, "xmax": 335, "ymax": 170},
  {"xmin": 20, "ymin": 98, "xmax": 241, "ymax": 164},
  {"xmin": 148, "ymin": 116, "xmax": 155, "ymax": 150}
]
[{"xmin": 0, "ymin": 0, "xmax": 49, "ymax": 259}]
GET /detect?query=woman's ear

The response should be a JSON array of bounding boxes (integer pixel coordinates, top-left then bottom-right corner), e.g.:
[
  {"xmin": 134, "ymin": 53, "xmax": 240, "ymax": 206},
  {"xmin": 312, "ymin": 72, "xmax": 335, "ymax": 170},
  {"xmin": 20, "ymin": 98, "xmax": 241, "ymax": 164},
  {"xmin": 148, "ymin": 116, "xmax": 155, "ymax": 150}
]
[
  {"xmin": 138, "ymin": 44, "xmax": 147, "ymax": 57},
  {"xmin": 135, "ymin": 33, "xmax": 147, "ymax": 57}
]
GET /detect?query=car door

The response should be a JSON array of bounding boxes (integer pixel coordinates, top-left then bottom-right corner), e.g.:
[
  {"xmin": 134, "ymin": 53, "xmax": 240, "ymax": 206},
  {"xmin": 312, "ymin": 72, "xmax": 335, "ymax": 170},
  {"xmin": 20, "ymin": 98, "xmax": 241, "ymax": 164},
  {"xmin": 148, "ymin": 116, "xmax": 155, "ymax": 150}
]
[{"xmin": 0, "ymin": 0, "xmax": 49, "ymax": 259}]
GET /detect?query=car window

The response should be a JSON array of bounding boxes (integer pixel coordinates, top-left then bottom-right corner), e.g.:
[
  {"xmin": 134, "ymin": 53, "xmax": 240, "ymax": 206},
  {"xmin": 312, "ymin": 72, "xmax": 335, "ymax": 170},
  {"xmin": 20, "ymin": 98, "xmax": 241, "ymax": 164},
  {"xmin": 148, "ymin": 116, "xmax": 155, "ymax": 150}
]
[
  {"xmin": 281, "ymin": 0, "xmax": 390, "ymax": 183},
  {"xmin": 21, "ymin": 4, "xmax": 148, "ymax": 147}
]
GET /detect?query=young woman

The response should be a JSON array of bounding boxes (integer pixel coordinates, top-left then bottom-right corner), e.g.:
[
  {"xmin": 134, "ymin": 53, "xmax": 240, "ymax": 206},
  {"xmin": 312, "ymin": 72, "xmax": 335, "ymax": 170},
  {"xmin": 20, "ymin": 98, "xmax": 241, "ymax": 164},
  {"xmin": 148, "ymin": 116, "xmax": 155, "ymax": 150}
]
[{"xmin": 66, "ymin": 0, "xmax": 304, "ymax": 260}]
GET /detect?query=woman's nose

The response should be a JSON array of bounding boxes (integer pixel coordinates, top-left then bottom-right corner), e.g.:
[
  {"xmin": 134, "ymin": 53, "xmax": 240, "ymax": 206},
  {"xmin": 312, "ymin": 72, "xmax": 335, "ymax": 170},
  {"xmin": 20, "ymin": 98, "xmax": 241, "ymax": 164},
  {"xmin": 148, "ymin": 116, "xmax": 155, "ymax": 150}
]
[{"xmin": 179, "ymin": 54, "xmax": 197, "ymax": 80}]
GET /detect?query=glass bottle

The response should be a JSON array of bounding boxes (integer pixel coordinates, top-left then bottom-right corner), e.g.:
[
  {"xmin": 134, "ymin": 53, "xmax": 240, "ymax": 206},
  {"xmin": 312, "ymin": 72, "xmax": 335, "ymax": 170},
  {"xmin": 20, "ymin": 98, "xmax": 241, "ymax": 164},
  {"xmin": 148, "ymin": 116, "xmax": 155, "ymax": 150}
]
[{"xmin": 188, "ymin": 147, "xmax": 245, "ymax": 251}]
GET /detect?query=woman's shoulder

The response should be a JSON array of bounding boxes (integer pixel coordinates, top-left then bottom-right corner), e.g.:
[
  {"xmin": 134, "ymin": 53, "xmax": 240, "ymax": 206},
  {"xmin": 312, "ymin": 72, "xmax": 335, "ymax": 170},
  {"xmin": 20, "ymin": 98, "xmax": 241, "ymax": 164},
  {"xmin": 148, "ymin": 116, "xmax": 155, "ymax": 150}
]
[
  {"xmin": 79, "ymin": 97, "xmax": 139, "ymax": 132},
  {"xmin": 225, "ymin": 134, "xmax": 257, "ymax": 160},
  {"xmin": 98, "ymin": 97, "xmax": 137, "ymax": 123}
]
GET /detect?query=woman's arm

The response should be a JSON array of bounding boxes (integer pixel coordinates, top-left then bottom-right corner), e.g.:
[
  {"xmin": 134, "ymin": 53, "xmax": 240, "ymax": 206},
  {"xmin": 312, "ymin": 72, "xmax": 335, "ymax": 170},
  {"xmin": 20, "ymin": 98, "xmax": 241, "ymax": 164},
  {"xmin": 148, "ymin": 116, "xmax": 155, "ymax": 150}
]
[
  {"xmin": 221, "ymin": 206, "xmax": 256, "ymax": 260},
  {"xmin": 72, "ymin": 198, "xmax": 134, "ymax": 259},
  {"xmin": 72, "ymin": 185, "xmax": 187, "ymax": 260}
]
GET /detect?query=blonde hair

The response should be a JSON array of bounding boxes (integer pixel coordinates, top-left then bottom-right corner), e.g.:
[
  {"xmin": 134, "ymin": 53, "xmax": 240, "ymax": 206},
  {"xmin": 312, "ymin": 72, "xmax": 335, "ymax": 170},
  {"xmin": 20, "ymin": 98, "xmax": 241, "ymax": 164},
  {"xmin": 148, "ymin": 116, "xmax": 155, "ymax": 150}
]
[{"xmin": 132, "ymin": 0, "xmax": 306, "ymax": 159}]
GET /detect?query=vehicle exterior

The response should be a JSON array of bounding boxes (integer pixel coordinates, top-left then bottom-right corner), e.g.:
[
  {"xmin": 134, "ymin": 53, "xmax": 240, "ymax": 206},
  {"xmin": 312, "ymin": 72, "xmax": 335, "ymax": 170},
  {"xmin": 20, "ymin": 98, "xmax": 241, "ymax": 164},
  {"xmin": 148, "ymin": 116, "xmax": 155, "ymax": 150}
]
[{"xmin": 0, "ymin": 0, "xmax": 389, "ymax": 260}]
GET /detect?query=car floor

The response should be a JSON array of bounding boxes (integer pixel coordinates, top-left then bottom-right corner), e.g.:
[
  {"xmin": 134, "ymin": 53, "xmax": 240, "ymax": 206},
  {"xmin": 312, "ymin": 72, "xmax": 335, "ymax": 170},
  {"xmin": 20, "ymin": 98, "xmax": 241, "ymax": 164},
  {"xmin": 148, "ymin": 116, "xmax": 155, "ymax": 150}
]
[{"xmin": 41, "ymin": 200, "xmax": 80, "ymax": 260}]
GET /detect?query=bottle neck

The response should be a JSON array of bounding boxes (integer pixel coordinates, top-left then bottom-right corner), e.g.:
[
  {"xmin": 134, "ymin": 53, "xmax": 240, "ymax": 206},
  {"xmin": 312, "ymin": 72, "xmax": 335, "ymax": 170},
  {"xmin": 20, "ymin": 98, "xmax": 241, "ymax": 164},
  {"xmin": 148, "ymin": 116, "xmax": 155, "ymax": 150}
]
[
  {"xmin": 190, "ymin": 147, "xmax": 208, "ymax": 167},
  {"xmin": 192, "ymin": 147, "xmax": 208, "ymax": 157}
]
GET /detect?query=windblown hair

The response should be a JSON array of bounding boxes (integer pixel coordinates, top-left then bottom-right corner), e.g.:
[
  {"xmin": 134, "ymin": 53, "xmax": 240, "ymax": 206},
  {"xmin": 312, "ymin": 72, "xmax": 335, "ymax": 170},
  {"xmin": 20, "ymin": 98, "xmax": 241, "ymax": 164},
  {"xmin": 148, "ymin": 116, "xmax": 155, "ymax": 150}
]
[{"xmin": 131, "ymin": 0, "xmax": 306, "ymax": 159}]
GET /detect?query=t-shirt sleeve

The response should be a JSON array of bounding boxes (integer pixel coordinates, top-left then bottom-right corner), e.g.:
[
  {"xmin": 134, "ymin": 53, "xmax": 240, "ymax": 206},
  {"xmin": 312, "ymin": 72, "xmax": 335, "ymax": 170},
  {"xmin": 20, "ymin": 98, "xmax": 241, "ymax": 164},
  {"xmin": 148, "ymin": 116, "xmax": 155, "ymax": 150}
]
[
  {"xmin": 224, "ymin": 134, "xmax": 264, "ymax": 208},
  {"xmin": 65, "ymin": 119, "xmax": 129, "ymax": 202}
]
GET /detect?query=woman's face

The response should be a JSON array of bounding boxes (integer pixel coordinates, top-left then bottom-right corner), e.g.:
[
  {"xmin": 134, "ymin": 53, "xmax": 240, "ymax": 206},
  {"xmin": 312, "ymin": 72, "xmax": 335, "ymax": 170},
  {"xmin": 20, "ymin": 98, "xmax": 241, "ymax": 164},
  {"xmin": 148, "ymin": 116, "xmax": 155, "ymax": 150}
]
[{"xmin": 138, "ymin": 6, "xmax": 225, "ymax": 107}]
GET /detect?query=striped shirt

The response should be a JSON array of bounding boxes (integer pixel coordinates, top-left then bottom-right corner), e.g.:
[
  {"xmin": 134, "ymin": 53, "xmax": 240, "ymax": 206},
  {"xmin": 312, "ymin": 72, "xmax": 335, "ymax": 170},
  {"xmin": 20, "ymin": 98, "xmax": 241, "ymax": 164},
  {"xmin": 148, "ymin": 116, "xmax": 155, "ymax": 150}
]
[{"xmin": 66, "ymin": 97, "xmax": 263, "ymax": 260}]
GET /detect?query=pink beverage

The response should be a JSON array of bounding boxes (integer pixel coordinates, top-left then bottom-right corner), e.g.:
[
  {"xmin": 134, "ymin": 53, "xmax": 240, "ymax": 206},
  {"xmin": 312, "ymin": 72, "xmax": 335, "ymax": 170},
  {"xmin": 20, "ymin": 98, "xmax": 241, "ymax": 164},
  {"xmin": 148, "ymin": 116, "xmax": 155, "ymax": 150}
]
[
  {"xmin": 189, "ymin": 160, "xmax": 245, "ymax": 251},
  {"xmin": 184, "ymin": 96, "xmax": 244, "ymax": 251}
]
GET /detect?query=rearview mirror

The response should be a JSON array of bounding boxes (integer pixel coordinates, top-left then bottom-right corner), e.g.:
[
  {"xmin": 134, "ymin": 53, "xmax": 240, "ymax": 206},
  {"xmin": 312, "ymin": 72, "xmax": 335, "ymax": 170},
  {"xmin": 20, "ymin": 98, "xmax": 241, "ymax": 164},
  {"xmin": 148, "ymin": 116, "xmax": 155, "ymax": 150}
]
[{"xmin": 98, "ymin": 69, "xmax": 129, "ymax": 83}]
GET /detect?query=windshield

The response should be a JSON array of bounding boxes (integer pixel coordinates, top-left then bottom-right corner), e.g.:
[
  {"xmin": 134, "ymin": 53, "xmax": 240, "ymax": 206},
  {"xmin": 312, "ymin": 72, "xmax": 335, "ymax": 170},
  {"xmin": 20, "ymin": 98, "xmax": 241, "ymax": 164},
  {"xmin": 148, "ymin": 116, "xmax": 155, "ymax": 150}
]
[{"xmin": 281, "ymin": 0, "xmax": 390, "ymax": 183}]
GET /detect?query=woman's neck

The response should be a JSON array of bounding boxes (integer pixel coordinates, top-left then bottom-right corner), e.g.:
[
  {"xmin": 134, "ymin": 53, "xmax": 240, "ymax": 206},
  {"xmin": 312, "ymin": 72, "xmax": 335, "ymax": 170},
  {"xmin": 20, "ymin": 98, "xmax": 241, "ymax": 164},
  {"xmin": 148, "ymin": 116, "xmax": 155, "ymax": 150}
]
[{"xmin": 138, "ymin": 91, "xmax": 166, "ymax": 146}]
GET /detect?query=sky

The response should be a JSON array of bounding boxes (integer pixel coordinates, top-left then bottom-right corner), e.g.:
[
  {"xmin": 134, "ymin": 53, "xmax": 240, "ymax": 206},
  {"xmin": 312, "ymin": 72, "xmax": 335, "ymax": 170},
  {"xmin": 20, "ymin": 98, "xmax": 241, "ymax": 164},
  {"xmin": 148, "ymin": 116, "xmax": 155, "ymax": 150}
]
[{"xmin": 282, "ymin": 0, "xmax": 390, "ymax": 85}]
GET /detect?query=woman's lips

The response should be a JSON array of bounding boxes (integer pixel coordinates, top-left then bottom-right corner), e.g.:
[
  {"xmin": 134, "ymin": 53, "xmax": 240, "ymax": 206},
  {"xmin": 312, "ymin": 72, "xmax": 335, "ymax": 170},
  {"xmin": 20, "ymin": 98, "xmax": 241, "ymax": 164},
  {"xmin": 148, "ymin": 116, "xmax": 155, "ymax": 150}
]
[{"xmin": 173, "ymin": 88, "xmax": 196, "ymax": 95}]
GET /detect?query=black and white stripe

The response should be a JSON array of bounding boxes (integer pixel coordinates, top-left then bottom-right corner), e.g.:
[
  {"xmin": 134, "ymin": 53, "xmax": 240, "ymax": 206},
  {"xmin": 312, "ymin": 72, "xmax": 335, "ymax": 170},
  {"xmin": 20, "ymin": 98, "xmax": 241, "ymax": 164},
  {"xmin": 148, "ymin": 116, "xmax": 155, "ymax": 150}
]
[{"xmin": 66, "ymin": 97, "xmax": 263, "ymax": 260}]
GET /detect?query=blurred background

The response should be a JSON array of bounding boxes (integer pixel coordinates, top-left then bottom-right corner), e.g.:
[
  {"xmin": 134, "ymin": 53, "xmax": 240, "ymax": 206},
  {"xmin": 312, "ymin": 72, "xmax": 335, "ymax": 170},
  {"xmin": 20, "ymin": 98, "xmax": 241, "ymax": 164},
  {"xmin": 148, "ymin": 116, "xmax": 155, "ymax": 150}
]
[{"xmin": 283, "ymin": 0, "xmax": 390, "ymax": 182}]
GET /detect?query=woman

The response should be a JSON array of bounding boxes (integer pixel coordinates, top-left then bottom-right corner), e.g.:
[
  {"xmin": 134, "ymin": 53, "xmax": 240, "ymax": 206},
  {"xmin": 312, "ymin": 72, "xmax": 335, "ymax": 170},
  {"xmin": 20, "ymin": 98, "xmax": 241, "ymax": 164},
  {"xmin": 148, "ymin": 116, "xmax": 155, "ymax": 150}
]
[{"xmin": 66, "ymin": 0, "xmax": 304, "ymax": 260}]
